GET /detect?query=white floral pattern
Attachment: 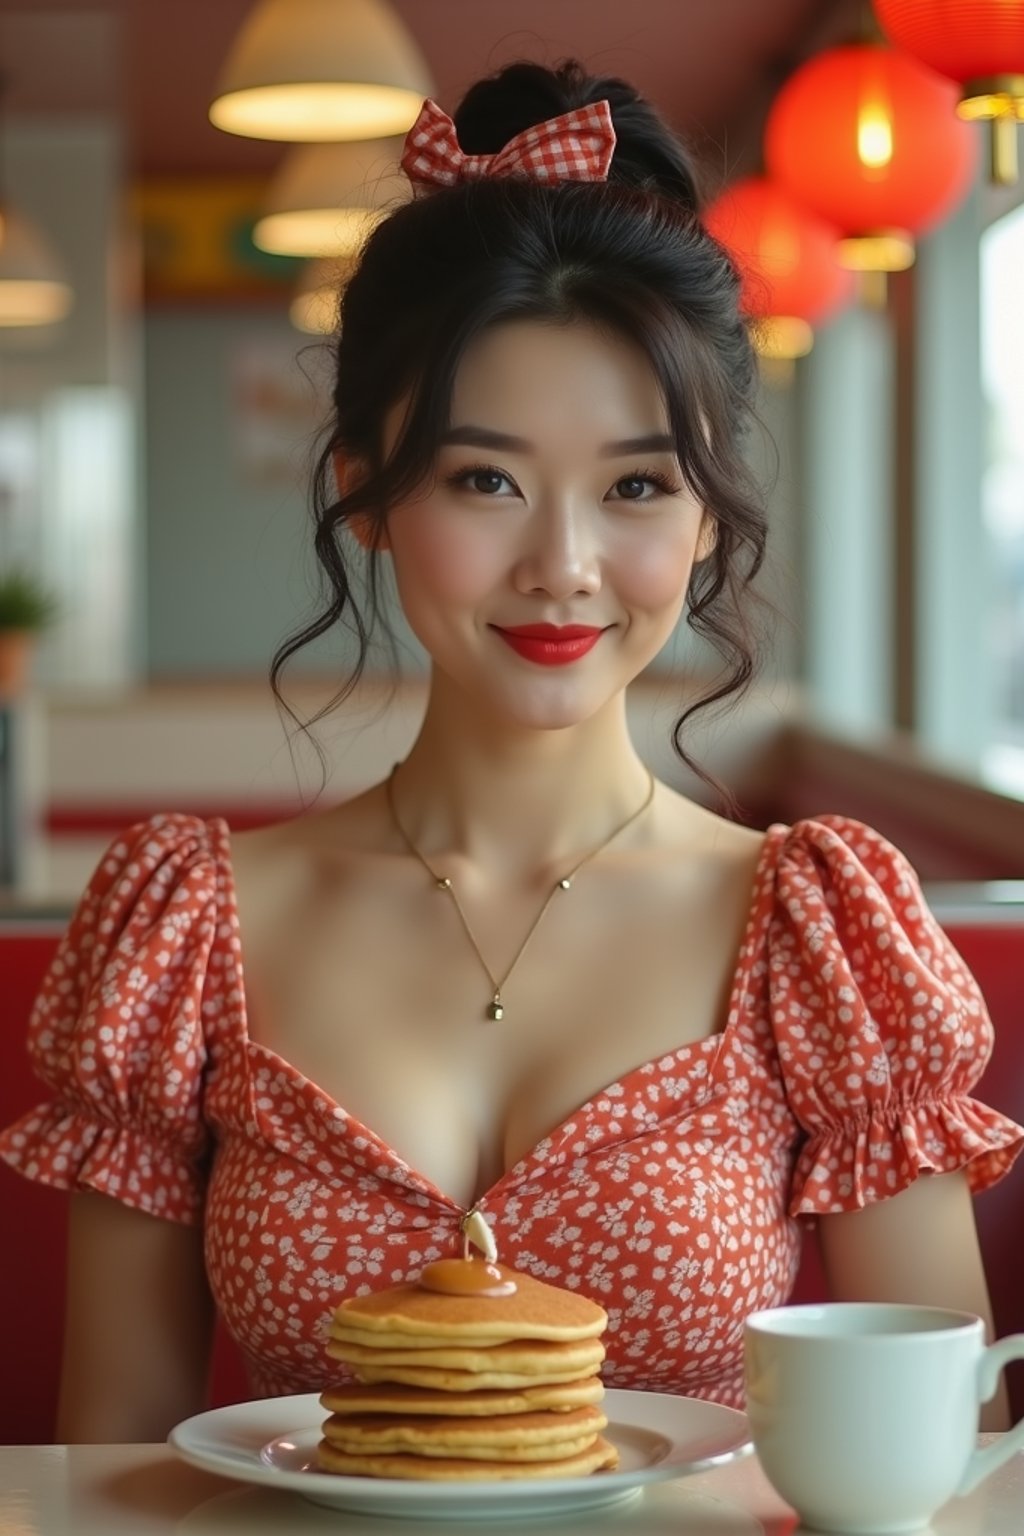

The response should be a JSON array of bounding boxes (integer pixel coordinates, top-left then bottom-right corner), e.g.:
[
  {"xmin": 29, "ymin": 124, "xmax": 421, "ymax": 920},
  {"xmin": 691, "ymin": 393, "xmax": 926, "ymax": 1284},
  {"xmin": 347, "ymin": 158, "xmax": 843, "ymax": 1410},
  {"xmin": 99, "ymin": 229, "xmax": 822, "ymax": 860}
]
[{"xmin": 1, "ymin": 812, "xmax": 1021, "ymax": 1410}]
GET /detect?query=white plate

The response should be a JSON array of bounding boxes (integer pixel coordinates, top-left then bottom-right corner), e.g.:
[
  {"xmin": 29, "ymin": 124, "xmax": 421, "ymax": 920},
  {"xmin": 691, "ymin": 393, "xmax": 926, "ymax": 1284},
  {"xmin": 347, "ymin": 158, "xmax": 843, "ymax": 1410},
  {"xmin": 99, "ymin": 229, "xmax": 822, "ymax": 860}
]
[{"xmin": 168, "ymin": 1388, "xmax": 753, "ymax": 1520}]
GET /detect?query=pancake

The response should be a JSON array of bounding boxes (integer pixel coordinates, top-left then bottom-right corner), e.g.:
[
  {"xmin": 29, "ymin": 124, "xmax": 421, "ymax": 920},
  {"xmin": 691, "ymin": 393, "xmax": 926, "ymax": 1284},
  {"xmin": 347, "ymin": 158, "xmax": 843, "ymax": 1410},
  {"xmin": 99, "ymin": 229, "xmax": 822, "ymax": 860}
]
[
  {"xmin": 330, "ymin": 1323, "xmax": 520, "ymax": 1351},
  {"xmin": 333, "ymin": 1263, "xmax": 606, "ymax": 1343},
  {"xmin": 319, "ymin": 1377, "xmax": 606, "ymax": 1417},
  {"xmin": 315, "ymin": 1434, "xmax": 620, "ymax": 1480},
  {"xmin": 350, "ymin": 1359, "xmax": 602, "ymax": 1391},
  {"xmin": 326, "ymin": 1335, "xmax": 605, "ymax": 1376},
  {"xmin": 321, "ymin": 1404, "xmax": 608, "ymax": 1457}
]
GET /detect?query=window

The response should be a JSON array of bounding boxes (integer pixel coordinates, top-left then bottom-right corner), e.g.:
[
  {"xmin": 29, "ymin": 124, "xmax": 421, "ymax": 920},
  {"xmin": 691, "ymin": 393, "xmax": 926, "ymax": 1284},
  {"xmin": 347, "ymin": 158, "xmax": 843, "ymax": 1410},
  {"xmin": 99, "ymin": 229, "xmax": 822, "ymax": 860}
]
[{"xmin": 981, "ymin": 200, "xmax": 1024, "ymax": 791}]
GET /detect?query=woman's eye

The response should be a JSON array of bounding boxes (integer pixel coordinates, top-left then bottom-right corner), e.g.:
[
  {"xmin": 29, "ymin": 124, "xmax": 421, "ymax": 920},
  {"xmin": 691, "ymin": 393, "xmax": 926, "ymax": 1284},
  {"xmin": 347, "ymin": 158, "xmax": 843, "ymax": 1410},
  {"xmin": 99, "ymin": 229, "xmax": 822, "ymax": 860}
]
[
  {"xmin": 469, "ymin": 469, "xmax": 509, "ymax": 495},
  {"xmin": 610, "ymin": 470, "xmax": 680, "ymax": 502},
  {"xmin": 445, "ymin": 465, "xmax": 515, "ymax": 496}
]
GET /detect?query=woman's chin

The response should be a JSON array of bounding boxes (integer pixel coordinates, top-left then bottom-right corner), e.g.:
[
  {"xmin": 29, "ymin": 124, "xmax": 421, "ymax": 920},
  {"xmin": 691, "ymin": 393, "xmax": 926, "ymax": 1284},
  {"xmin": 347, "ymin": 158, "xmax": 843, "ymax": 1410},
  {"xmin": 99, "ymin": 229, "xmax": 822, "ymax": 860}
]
[{"xmin": 467, "ymin": 676, "xmax": 627, "ymax": 734}]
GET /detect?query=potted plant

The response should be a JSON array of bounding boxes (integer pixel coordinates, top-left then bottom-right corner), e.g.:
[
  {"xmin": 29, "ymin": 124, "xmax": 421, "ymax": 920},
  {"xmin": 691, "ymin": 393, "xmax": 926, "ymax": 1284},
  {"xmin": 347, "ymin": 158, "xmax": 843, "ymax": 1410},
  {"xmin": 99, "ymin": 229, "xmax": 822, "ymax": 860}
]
[{"xmin": 0, "ymin": 567, "xmax": 59, "ymax": 699}]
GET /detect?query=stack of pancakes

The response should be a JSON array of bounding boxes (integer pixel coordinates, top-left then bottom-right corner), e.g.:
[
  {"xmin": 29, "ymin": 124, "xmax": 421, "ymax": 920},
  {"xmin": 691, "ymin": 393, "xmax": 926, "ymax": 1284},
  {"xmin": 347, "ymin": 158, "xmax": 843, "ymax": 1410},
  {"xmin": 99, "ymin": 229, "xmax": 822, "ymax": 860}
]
[{"xmin": 318, "ymin": 1263, "xmax": 619, "ymax": 1480}]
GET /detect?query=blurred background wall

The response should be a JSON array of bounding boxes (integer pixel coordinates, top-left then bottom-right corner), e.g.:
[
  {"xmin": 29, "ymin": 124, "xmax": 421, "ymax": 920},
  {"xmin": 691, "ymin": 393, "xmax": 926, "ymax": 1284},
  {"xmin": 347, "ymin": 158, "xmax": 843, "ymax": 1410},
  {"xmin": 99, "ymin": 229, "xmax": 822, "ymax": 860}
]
[{"xmin": 0, "ymin": 0, "xmax": 1022, "ymax": 896}]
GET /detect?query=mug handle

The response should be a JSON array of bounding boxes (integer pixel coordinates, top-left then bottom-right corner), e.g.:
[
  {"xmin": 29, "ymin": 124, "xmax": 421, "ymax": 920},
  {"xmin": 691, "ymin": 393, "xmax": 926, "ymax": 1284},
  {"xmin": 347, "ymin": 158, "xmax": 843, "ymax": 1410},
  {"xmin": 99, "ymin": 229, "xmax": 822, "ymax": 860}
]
[{"xmin": 958, "ymin": 1332, "xmax": 1024, "ymax": 1495}]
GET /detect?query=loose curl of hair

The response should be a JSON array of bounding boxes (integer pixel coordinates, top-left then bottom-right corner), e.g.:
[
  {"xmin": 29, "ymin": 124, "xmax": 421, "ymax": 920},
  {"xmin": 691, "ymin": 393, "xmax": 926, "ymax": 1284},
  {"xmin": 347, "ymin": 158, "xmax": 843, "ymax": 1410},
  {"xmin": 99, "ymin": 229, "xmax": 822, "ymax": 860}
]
[{"xmin": 272, "ymin": 60, "xmax": 769, "ymax": 816}]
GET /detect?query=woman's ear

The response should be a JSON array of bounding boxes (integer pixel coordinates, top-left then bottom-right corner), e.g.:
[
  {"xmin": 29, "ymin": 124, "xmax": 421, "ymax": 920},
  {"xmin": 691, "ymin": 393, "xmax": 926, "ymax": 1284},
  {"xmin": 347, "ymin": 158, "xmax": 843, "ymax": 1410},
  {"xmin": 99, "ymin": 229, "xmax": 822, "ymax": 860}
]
[
  {"xmin": 695, "ymin": 512, "xmax": 717, "ymax": 563},
  {"xmin": 332, "ymin": 450, "xmax": 388, "ymax": 551}
]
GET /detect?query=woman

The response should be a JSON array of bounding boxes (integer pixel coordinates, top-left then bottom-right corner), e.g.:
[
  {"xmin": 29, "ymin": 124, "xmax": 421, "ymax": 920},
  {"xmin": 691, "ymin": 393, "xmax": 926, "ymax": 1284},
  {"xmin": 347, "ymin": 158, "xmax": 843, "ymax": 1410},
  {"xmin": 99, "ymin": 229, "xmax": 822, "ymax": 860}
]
[{"xmin": 2, "ymin": 60, "xmax": 1021, "ymax": 1443}]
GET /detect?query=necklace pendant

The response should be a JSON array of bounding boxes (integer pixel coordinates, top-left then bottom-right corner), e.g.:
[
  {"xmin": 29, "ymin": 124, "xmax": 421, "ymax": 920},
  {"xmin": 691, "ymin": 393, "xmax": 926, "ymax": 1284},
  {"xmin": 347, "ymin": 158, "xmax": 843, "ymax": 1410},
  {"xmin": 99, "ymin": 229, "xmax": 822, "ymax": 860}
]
[{"xmin": 486, "ymin": 995, "xmax": 504, "ymax": 1021}]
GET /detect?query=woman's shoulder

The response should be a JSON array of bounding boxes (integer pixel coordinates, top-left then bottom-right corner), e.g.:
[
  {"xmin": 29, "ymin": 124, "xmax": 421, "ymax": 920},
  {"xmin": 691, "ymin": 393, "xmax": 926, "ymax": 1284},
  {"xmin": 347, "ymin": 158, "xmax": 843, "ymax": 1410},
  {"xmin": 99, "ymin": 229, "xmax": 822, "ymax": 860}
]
[
  {"xmin": 657, "ymin": 790, "xmax": 769, "ymax": 867},
  {"xmin": 761, "ymin": 811, "xmax": 990, "ymax": 1054},
  {"xmin": 74, "ymin": 811, "xmax": 229, "ymax": 929},
  {"xmin": 229, "ymin": 785, "xmax": 391, "ymax": 868},
  {"xmin": 91, "ymin": 809, "xmax": 227, "ymax": 871},
  {"xmin": 31, "ymin": 814, "xmax": 239, "ymax": 1024},
  {"xmin": 770, "ymin": 810, "xmax": 911, "ymax": 862},
  {"xmin": 741, "ymin": 810, "xmax": 961, "ymax": 982},
  {"xmin": 763, "ymin": 811, "xmax": 930, "ymax": 920},
  {"xmin": 226, "ymin": 786, "xmax": 394, "ymax": 956}
]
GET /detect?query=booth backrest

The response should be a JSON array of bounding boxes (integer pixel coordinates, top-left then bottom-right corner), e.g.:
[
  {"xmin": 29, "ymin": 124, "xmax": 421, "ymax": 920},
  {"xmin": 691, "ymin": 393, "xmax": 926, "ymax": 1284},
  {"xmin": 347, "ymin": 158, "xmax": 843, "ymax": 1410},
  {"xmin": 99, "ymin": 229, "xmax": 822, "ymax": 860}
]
[{"xmin": 2, "ymin": 897, "xmax": 1023, "ymax": 1442}]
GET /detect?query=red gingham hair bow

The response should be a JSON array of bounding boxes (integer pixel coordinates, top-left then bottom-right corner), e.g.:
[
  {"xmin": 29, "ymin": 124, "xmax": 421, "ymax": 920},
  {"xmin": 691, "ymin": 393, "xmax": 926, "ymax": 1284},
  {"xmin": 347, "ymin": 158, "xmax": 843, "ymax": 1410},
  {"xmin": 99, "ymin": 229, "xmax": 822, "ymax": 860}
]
[{"xmin": 401, "ymin": 97, "xmax": 617, "ymax": 189}]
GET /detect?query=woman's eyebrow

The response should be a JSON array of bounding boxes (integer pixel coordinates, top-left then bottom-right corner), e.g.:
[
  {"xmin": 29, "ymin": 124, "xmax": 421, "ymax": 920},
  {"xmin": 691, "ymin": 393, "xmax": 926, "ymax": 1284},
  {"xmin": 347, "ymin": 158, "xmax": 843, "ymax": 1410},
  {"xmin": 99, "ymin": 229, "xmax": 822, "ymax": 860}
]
[
  {"xmin": 438, "ymin": 426, "xmax": 532, "ymax": 452},
  {"xmin": 438, "ymin": 425, "xmax": 676, "ymax": 456},
  {"xmin": 601, "ymin": 433, "xmax": 676, "ymax": 457}
]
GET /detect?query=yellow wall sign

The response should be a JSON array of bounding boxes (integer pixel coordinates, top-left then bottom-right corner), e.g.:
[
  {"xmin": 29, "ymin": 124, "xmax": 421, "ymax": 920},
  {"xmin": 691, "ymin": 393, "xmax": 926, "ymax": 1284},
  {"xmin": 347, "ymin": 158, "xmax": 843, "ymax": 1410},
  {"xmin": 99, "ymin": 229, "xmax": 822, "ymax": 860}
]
[{"xmin": 133, "ymin": 179, "xmax": 300, "ymax": 302}]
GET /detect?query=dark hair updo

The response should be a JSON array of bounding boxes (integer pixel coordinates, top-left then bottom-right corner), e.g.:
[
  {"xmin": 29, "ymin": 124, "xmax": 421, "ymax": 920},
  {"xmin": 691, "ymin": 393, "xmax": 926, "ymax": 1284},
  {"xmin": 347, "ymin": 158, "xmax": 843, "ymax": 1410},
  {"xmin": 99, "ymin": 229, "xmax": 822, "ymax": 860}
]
[{"xmin": 272, "ymin": 60, "xmax": 768, "ymax": 813}]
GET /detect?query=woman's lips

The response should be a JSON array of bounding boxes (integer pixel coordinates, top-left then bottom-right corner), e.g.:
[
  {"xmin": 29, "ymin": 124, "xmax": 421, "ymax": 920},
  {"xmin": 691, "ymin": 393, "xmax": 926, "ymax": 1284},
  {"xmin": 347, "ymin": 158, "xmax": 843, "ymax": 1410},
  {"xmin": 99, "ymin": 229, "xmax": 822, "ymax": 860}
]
[{"xmin": 492, "ymin": 624, "xmax": 606, "ymax": 666}]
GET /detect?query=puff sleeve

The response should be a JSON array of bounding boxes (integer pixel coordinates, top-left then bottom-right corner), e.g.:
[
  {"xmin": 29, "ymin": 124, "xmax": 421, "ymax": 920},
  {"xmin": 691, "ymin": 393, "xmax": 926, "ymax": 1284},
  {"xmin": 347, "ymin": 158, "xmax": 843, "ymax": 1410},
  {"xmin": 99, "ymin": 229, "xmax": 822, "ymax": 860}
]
[
  {"xmin": 768, "ymin": 815, "xmax": 1024, "ymax": 1216},
  {"xmin": 0, "ymin": 815, "xmax": 224, "ymax": 1224}
]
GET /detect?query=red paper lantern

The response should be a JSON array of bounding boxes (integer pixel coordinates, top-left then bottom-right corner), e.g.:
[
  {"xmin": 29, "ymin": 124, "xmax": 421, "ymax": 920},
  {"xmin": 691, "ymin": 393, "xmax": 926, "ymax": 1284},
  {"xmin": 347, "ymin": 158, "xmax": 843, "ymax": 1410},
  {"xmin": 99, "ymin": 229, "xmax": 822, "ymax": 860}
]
[
  {"xmin": 705, "ymin": 176, "xmax": 854, "ymax": 358},
  {"xmin": 874, "ymin": 0, "xmax": 1024, "ymax": 93},
  {"xmin": 874, "ymin": 0, "xmax": 1024, "ymax": 182},
  {"xmin": 765, "ymin": 44, "xmax": 978, "ymax": 269}
]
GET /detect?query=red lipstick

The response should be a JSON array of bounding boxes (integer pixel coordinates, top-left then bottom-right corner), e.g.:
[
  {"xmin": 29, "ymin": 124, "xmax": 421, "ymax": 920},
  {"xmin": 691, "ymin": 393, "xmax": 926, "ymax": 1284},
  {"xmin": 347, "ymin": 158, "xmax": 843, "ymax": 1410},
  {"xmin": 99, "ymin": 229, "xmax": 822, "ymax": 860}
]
[{"xmin": 493, "ymin": 623, "xmax": 605, "ymax": 666}]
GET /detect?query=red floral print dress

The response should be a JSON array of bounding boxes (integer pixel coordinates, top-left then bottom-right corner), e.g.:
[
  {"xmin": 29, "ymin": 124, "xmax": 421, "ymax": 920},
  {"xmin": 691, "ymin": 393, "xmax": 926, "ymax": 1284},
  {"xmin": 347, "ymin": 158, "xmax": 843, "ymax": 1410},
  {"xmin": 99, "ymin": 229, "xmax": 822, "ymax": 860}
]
[{"xmin": 2, "ymin": 813, "xmax": 1020, "ymax": 1408}]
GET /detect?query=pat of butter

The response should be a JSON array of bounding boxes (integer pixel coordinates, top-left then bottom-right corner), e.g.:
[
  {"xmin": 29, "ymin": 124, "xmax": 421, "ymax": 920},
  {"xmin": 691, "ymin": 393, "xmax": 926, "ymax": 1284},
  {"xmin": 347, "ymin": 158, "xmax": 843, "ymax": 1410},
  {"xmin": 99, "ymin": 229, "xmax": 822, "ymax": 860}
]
[{"xmin": 462, "ymin": 1208, "xmax": 498, "ymax": 1263}]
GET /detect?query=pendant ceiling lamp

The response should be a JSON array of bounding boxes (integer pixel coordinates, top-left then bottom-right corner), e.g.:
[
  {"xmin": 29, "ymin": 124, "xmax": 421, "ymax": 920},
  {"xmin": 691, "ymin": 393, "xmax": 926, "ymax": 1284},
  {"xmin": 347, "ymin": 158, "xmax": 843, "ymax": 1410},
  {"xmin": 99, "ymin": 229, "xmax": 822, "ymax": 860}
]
[
  {"xmin": 705, "ymin": 176, "xmax": 854, "ymax": 359},
  {"xmin": 765, "ymin": 44, "xmax": 977, "ymax": 271},
  {"xmin": 0, "ymin": 78, "xmax": 73, "ymax": 328},
  {"xmin": 0, "ymin": 206, "xmax": 73, "ymax": 328},
  {"xmin": 873, "ymin": 0, "xmax": 1024, "ymax": 183},
  {"xmin": 253, "ymin": 137, "xmax": 408, "ymax": 257},
  {"xmin": 209, "ymin": 0, "xmax": 434, "ymax": 142}
]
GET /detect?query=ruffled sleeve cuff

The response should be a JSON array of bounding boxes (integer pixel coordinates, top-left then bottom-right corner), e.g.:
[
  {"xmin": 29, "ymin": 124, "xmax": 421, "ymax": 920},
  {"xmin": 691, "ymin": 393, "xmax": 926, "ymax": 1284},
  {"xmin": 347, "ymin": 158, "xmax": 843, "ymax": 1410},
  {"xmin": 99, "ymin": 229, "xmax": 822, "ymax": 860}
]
[
  {"xmin": 789, "ymin": 1092, "xmax": 1024, "ymax": 1217},
  {"xmin": 0, "ymin": 814, "xmax": 226, "ymax": 1223},
  {"xmin": 0, "ymin": 1100, "xmax": 206, "ymax": 1225}
]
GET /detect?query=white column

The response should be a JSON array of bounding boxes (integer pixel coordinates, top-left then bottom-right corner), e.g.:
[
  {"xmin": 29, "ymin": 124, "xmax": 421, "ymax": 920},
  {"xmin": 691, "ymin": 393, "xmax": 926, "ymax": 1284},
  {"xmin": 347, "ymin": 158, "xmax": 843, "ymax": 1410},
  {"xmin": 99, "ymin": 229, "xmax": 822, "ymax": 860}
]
[
  {"xmin": 913, "ymin": 180, "xmax": 992, "ymax": 773},
  {"xmin": 798, "ymin": 304, "xmax": 895, "ymax": 733}
]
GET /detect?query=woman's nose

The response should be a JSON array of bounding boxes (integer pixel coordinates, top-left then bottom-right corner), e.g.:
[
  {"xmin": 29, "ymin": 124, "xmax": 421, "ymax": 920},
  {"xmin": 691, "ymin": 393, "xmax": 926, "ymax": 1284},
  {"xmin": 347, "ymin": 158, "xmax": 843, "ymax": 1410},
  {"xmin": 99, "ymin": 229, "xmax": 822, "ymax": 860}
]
[{"xmin": 513, "ymin": 499, "xmax": 602, "ymax": 599}]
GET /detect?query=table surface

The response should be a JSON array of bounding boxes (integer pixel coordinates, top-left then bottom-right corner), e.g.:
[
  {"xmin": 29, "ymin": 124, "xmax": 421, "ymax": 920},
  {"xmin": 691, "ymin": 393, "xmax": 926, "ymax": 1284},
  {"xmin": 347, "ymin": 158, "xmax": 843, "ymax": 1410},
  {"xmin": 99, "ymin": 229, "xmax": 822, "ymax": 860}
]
[{"xmin": 0, "ymin": 1440, "xmax": 1021, "ymax": 1536}]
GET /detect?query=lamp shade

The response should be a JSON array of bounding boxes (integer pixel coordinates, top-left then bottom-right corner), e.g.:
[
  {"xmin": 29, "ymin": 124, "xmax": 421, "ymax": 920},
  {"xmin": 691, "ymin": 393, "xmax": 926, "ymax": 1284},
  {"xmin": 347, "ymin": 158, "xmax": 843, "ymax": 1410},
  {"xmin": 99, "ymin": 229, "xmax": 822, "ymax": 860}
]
[
  {"xmin": 705, "ymin": 175, "xmax": 854, "ymax": 357},
  {"xmin": 765, "ymin": 44, "xmax": 977, "ymax": 269},
  {"xmin": 209, "ymin": 0, "xmax": 435, "ymax": 141},
  {"xmin": 254, "ymin": 137, "xmax": 408, "ymax": 257},
  {"xmin": 874, "ymin": 0, "xmax": 1024, "ymax": 99},
  {"xmin": 0, "ymin": 205, "xmax": 73, "ymax": 327},
  {"xmin": 874, "ymin": 0, "xmax": 1024, "ymax": 182}
]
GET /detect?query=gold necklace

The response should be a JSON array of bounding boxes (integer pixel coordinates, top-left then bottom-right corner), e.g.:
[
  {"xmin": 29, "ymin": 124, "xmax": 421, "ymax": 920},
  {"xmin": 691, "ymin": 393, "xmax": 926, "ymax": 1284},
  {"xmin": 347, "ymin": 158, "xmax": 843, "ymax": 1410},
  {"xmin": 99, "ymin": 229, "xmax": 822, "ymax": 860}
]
[{"xmin": 385, "ymin": 764, "xmax": 656, "ymax": 1021}]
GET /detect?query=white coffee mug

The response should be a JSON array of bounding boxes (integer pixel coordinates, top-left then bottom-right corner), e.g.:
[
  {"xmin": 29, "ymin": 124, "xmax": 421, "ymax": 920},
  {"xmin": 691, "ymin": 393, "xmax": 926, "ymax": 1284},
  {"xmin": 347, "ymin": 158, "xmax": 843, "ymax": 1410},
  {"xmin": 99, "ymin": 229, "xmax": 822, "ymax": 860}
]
[{"xmin": 744, "ymin": 1303, "xmax": 1024, "ymax": 1535}]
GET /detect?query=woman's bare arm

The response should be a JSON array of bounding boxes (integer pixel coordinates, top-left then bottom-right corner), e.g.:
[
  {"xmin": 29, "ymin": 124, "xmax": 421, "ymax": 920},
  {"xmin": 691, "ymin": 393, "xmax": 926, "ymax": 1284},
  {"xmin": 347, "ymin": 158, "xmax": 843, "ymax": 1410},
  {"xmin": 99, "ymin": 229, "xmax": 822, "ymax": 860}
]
[
  {"xmin": 56, "ymin": 1191, "xmax": 214, "ymax": 1443},
  {"xmin": 817, "ymin": 1170, "xmax": 1009, "ymax": 1430}
]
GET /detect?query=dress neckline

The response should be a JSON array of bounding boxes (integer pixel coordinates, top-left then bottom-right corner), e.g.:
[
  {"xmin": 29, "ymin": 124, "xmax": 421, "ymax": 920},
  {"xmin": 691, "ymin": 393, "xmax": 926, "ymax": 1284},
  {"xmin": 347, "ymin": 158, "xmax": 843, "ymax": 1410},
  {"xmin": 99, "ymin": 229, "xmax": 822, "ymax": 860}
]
[{"xmin": 206, "ymin": 815, "xmax": 788, "ymax": 1215}]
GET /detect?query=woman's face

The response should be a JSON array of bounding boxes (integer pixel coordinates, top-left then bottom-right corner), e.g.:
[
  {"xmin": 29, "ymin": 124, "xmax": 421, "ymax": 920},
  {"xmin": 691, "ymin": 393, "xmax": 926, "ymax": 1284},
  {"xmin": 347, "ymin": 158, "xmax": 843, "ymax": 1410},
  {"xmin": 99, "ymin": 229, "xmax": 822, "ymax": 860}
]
[{"xmin": 379, "ymin": 318, "xmax": 714, "ymax": 733}]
